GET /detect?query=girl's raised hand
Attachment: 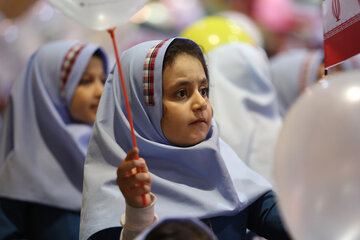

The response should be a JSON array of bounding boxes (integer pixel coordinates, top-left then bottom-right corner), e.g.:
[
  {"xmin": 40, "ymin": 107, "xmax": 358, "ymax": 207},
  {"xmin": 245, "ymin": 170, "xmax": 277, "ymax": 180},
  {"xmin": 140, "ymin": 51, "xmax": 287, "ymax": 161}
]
[{"xmin": 116, "ymin": 147, "xmax": 152, "ymax": 208}]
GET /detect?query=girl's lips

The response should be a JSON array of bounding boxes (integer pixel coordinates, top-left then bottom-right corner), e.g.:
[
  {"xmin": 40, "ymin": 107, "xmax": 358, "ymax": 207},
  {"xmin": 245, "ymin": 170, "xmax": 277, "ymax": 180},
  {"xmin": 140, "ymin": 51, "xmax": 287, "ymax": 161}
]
[
  {"xmin": 190, "ymin": 118, "xmax": 206, "ymax": 125},
  {"xmin": 90, "ymin": 104, "xmax": 98, "ymax": 111}
]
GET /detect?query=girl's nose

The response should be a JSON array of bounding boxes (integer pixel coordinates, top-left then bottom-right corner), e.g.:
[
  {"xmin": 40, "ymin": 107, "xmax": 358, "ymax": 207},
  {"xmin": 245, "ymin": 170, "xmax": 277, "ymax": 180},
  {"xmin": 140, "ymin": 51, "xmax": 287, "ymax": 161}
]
[
  {"xmin": 94, "ymin": 79, "xmax": 104, "ymax": 97},
  {"xmin": 192, "ymin": 90, "xmax": 207, "ymax": 111}
]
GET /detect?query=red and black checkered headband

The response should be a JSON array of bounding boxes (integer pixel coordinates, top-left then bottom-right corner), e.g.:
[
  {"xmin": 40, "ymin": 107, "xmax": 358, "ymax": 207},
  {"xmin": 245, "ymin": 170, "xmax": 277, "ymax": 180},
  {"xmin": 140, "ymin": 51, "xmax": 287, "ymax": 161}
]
[
  {"xmin": 60, "ymin": 42, "xmax": 87, "ymax": 99},
  {"xmin": 143, "ymin": 39, "xmax": 168, "ymax": 106}
]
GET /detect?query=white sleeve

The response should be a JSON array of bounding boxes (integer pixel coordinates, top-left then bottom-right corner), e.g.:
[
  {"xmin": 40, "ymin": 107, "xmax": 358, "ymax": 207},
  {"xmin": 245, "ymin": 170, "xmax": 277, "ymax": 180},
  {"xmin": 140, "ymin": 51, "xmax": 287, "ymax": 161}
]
[{"xmin": 119, "ymin": 193, "xmax": 158, "ymax": 240}]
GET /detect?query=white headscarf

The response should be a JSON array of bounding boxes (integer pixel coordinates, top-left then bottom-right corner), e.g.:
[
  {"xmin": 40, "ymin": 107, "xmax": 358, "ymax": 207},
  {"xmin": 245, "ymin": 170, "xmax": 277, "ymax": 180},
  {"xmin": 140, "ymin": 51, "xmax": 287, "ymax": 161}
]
[
  {"xmin": 80, "ymin": 38, "xmax": 271, "ymax": 240},
  {"xmin": 270, "ymin": 48, "xmax": 323, "ymax": 117},
  {"xmin": 0, "ymin": 40, "xmax": 108, "ymax": 211},
  {"xmin": 207, "ymin": 42, "xmax": 282, "ymax": 184}
]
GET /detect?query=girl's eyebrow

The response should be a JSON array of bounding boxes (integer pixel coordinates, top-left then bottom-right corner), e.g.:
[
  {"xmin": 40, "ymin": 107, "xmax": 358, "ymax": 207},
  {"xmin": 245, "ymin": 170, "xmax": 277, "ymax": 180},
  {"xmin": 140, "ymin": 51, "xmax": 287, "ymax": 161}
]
[
  {"xmin": 169, "ymin": 78, "xmax": 208, "ymax": 89},
  {"xmin": 170, "ymin": 80, "xmax": 190, "ymax": 89},
  {"xmin": 199, "ymin": 78, "xmax": 208, "ymax": 85}
]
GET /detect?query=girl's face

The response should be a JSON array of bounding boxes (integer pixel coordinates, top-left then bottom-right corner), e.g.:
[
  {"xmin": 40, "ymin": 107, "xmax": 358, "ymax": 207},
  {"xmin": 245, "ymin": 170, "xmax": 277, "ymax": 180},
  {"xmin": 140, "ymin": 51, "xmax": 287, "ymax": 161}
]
[
  {"xmin": 69, "ymin": 56, "xmax": 106, "ymax": 124},
  {"xmin": 161, "ymin": 53, "xmax": 212, "ymax": 147}
]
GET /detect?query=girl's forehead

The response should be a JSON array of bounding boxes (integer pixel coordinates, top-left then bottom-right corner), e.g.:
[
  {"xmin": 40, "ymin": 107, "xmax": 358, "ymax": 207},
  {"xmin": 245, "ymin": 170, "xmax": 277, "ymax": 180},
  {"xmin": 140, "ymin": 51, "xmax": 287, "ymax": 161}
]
[{"xmin": 162, "ymin": 55, "xmax": 208, "ymax": 90}]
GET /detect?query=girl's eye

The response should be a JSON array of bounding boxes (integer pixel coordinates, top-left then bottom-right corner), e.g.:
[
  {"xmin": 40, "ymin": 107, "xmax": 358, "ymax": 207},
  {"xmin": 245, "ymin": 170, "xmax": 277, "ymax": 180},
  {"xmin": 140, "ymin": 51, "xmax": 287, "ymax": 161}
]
[
  {"xmin": 175, "ymin": 89, "xmax": 186, "ymax": 98},
  {"xmin": 79, "ymin": 78, "xmax": 92, "ymax": 85},
  {"xmin": 200, "ymin": 87, "xmax": 209, "ymax": 97}
]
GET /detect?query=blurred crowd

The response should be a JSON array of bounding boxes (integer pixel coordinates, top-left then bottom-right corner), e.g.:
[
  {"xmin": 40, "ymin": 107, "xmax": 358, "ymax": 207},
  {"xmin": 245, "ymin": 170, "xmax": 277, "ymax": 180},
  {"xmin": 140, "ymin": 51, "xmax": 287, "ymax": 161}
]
[
  {"xmin": 0, "ymin": 0, "xmax": 325, "ymax": 111},
  {"xmin": 0, "ymin": 0, "xmax": 359, "ymax": 239}
]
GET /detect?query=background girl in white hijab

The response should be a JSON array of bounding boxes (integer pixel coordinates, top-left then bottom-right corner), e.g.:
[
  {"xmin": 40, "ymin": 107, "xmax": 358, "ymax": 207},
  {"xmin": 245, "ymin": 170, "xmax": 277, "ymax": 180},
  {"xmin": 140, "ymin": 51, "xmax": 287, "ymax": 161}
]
[
  {"xmin": 270, "ymin": 49, "xmax": 360, "ymax": 119},
  {"xmin": 269, "ymin": 48, "xmax": 323, "ymax": 118},
  {"xmin": 80, "ymin": 38, "xmax": 290, "ymax": 240},
  {"xmin": 0, "ymin": 40, "xmax": 108, "ymax": 239},
  {"xmin": 207, "ymin": 42, "xmax": 282, "ymax": 185}
]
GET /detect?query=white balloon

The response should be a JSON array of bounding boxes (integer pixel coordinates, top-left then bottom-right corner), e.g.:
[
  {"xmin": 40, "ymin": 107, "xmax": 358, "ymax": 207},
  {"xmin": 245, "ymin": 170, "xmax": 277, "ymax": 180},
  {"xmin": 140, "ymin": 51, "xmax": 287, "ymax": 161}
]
[
  {"xmin": 274, "ymin": 70, "xmax": 360, "ymax": 240},
  {"xmin": 47, "ymin": 0, "xmax": 149, "ymax": 30}
]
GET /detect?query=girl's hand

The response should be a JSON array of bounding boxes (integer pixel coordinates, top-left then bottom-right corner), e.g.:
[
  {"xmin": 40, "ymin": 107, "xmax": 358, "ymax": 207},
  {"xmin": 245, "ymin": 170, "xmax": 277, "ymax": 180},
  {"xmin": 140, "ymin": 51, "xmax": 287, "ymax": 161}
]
[{"xmin": 116, "ymin": 147, "xmax": 152, "ymax": 208}]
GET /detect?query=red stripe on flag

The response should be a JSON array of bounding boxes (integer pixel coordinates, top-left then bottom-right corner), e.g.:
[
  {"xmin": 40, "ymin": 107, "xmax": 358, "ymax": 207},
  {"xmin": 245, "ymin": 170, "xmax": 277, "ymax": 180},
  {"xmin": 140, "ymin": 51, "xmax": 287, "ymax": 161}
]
[{"xmin": 324, "ymin": 18, "xmax": 360, "ymax": 68}]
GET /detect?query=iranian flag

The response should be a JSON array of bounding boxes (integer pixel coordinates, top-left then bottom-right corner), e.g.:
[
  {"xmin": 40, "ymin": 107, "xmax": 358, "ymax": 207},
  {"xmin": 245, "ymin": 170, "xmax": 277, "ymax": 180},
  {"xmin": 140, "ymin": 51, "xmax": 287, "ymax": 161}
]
[{"xmin": 323, "ymin": 0, "xmax": 360, "ymax": 68}]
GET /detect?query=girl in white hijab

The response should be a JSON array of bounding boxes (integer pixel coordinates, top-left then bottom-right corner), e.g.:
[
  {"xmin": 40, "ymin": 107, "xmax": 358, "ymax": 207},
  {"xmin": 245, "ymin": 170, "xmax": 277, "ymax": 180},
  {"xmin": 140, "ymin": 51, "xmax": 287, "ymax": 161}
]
[
  {"xmin": 269, "ymin": 48, "xmax": 323, "ymax": 118},
  {"xmin": 80, "ymin": 38, "xmax": 290, "ymax": 240},
  {"xmin": 207, "ymin": 42, "xmax": 282, "ymax": 184},
  {"xmin": 0, "ymin": 40, "xmax": 108, "ymax": 239}
]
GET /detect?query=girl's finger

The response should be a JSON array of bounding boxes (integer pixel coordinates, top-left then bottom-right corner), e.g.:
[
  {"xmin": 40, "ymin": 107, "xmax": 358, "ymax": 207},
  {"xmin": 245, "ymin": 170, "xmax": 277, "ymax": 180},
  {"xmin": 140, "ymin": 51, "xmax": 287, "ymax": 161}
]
[
  {"xmin": 121, "ymin": 172, "xmax": 151, "ymax": 188},
  {"xmin": 124, "ymin": 147, "xmax": 139, "ymax": 162},
  {"xmin": 137, "ymin": 157, "xmax": 149, "ymax": 173},
  {"xmin": 118, "ymin": 178, "xmax": 151, "ymax": 197},
  {"xmin": 117, "ymin": 159, "xmax": 145, "ymax": 178},
  {"xmin": 130, "ymin": 184, "xmax": 151, "ymax": 196},
  {"xmin": 132, "ymin": 172, "xmax": 151, "ymax": 185}
]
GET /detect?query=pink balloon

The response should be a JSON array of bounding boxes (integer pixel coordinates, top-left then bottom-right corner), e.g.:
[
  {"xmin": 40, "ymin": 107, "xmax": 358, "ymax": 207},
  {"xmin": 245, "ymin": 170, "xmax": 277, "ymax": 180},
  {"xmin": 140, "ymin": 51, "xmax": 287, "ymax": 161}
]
[
  {"xmin": 47, "ymin": 0, "xmax": 149, "ymax": 30},
  {"xmin": 253, "ymin": 0, "xmax": 293, "ymax": 32},
  {"xmin": 275, "ymin": 70, "xmax": 360, "ymax": 239}
]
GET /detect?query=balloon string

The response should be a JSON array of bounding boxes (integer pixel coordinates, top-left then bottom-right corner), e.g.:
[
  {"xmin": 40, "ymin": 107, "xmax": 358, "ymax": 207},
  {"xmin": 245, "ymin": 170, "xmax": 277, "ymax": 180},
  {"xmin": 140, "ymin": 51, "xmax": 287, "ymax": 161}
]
[{"xmin": 107, "ymin": 28, "xmax": 147, "ymax": 207}]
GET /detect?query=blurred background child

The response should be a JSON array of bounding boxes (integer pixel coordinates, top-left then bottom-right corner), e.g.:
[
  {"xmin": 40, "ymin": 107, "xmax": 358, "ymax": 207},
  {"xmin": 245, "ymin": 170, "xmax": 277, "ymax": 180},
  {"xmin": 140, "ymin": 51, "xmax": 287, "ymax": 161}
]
[
  {"xmin": 206, "ymin": 41, "xmax": 282, "ymax": 185},
  {"xmin": 0, "ymin": 40, "xmax": 108, "ymax": 239},
  {"xmin": 269, "ymin": 48, "xmax": 323, "ymax": 118},
  {"xmin": 270, "ymin": 50, "xmax": 360, "ymax": 118}
]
